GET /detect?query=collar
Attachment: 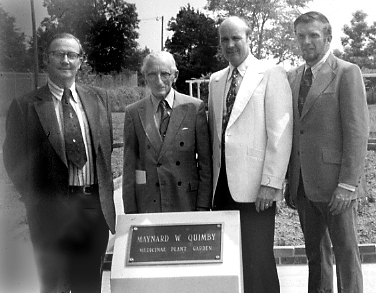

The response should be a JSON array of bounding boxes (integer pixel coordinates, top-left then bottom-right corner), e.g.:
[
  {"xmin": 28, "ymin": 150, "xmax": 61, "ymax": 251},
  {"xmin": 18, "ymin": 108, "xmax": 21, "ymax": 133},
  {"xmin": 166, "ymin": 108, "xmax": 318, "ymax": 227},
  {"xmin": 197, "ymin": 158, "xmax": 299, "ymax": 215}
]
[
  {"xmin": 48, "ymin": 78, "xmax": 79, "ymax": 103},
  {"xmin": 305, "ymin": 49, "xmax": 331, "ymax": 77},
  {"xmin": 228, "ymin": 54, "xmax": 252, "ymax": 80},
  {"xmin": 151, "ymin": 88, "xmax": 175, "ymax": 113}
]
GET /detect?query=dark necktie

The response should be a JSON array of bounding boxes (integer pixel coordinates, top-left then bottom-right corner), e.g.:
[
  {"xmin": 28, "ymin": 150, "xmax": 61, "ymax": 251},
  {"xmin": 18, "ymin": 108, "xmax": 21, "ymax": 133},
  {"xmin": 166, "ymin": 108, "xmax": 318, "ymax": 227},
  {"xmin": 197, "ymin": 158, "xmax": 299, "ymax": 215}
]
[
  {"xmin": 62, "ymin": 88, "xmax": 87, "ymax": 168},
  {"xmin": 298, "ymin": 67, "xmax": 312, "ymax": 115},
  {"xmin": 223, "ymin": 68, "xmax": 239, "ymax": 135},
  {"xmin": 159, "ymin": 99, "xmax": 170, "ymax": 140}
]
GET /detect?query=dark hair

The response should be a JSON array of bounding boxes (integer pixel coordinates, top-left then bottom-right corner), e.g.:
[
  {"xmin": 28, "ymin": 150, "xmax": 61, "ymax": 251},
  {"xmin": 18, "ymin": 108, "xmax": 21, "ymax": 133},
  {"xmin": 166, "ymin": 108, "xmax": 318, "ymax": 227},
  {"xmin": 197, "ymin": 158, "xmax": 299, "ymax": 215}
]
[
  {"xmin": 46, "ymin": 33, "xmax": 84, "ymax": 55},
  {"xmin": 294, "ymin": 11, "xmax": 332, "ymax": 37}
]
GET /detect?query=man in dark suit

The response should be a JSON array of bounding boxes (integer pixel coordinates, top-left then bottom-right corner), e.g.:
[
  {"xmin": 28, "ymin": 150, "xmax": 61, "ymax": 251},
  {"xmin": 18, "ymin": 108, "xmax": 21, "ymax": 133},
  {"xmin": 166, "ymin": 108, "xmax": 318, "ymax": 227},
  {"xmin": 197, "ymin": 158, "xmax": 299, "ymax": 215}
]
[
  {"xmin": 122, "ymin": 51, "xmax": 212, "ymax": 213},
  {"xmin": 3, "ymin": 33, "xmax": 116, "ymax": 293},
  {"xmin": 286, "ymin": 11, "xmax": 369, "ymax": 293}
]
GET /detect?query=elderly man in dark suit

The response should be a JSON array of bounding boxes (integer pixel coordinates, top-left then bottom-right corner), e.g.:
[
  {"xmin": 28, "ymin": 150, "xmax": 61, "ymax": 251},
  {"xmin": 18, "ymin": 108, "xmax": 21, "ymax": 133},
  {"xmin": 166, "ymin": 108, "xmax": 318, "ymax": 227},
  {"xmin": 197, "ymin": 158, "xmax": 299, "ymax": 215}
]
[
  {"xmin": 3, "ymin": 33, "xmax": 116, "ymax": 293},
  {"xmin": 122, "ymin": 51, "xmax": 212, "ymax": 213},
  {"xmin": 286, "ymin": 11, "xmax": 369, "ymax": 293}
]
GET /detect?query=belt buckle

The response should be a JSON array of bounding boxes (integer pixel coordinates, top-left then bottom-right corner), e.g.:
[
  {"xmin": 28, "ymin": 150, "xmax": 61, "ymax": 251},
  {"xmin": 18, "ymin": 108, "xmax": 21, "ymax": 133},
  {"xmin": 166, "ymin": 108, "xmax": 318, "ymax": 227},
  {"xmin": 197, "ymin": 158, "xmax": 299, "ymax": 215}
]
[{"xmin": 83, "ymin": 186, "xmax": 91, "ymax": 194}]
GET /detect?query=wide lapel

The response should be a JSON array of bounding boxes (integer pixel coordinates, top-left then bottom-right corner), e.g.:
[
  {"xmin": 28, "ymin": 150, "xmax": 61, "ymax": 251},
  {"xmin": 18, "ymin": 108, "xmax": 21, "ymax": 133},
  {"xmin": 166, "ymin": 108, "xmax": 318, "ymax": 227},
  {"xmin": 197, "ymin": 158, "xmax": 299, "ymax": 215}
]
[
  {"xmin": 158, "ymin": 92, "xmax": 187, "ymax": 159},
  {"xmin": 291, "ymin": 65, "xmax": 305, "ymax": 119},
  {"xmin": 139, "ymin": 96, "xmax": 162, "ymax": 153},
  {"xmin": 301, "ymin": 55, "xmax": 336, "ymax": 118},
  {"xmin": 76, "ymin": 84, "xmax": 100, "ymax": 152},
  {"xmin": 34, "ymin": 85, "xmax": 67, "ymax": 166},
  {"xmin": 213, "ymin": 68, "xmax": 229, "ymax": 143},
  {"xmin": 227, "ymin": 59, "xmax": 264, "ymax": 129}
]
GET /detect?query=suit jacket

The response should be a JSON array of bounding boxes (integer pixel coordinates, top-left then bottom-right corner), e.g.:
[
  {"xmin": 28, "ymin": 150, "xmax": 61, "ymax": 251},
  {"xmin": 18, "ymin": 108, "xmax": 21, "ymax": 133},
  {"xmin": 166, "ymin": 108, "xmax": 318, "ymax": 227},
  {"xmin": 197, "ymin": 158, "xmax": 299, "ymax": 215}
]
[
  {"xmin": 287, "ymin": 53, "xmax": 369, "ymax": 202},
  {"xmin": 208, "ymin": 55, "xmax": 293, "ymax": 203},
  {"xmin": 3, "ymin": 83, "xmax": 116, "ymax": 233},
  {"xmin": 122, "ymin": 90, "xmax": 212, "ymax": 213}
]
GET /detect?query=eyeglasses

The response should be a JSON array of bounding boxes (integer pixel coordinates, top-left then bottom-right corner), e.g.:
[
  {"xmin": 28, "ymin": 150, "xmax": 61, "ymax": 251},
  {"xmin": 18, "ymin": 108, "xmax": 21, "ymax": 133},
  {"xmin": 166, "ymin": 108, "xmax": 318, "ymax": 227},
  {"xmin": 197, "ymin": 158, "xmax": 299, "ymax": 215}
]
[
  {"xmin": 49, "ymin": 51, "xmax": 82, "ymax": 61},
  {"xmin": 146, "ymin": 72, "xmax": 173, "ymax": 81}
]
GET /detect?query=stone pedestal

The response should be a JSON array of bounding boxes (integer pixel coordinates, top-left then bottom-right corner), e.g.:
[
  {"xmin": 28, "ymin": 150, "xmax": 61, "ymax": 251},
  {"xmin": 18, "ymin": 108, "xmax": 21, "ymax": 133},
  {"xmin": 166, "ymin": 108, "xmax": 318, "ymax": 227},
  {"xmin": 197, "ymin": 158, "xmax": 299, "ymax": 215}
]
[{"xmin": 111, "ymin": 211, "xmax": 243, "ymax": 293}]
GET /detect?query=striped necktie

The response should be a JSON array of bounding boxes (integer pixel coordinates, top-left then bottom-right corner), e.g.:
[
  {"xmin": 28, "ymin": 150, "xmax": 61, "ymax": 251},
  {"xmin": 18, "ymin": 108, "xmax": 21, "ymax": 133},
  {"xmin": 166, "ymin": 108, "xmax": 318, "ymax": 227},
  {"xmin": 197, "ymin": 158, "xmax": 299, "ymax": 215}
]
[
  {"xmin": 298, "ymin": 67, "xmax": 312, "ymax": 115},
  {"xmin": 62, "ymin": 88, "xmax": 87, "ymax": 168}
]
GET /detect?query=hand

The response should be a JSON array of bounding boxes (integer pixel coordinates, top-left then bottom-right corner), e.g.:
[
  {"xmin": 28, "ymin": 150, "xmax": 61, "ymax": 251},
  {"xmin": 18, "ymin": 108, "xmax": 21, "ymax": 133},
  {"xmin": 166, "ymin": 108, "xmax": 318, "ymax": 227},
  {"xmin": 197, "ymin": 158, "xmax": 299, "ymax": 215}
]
[
  {"xmin": 255, "ymin": 186, "xmax": 276, "ymax": 212},
  {"xmin": 284, "ymin": 183, "xmax": 296, "ymax": 209},
  {"xmin": 329, "ymin": 186, "xmax": 355, "ymax": 215}
]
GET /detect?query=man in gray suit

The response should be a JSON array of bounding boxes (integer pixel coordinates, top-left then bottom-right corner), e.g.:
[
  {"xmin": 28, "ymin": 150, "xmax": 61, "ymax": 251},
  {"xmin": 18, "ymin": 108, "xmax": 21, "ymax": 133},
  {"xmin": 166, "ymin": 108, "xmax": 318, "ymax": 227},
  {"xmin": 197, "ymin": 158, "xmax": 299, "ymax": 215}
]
[
  {"xmin": 286, "ymin": 11, "xmax": 369, "ymax": 293},
  {"xmin": 3, "ymin": 33, "xmax": 115, "ymax": 293},
  {"xmin": 122, "ymin": 51, "xmax": 212, "ymax": 213}
]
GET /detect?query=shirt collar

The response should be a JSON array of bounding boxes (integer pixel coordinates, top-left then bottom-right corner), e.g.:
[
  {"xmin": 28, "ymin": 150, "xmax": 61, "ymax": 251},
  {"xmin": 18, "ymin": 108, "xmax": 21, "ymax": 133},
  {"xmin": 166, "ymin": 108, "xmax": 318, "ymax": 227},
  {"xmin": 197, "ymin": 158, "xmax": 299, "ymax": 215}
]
[
  {"xmin": 151, "ymin": 88, "xmax": 175, "ymax": 113},
  {"xmin": 306, "ymin": 49, "xmax": 331, "ymax": 77},
  {"xmin": 228, "ymin": 54, "xmax": 252, "ymax": 81},
  {"xmin": 48, "ymin": 77, "xmax": 79, "ymax": 103}
]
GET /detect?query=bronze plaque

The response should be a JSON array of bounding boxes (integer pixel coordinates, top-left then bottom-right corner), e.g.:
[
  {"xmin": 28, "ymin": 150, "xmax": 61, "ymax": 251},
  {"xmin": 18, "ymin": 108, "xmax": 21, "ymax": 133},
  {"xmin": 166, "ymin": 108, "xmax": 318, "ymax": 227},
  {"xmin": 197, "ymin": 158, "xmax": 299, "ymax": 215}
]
[{"xmin": 127, "ymin": 223, "xmax": 222, "ymax": 265}]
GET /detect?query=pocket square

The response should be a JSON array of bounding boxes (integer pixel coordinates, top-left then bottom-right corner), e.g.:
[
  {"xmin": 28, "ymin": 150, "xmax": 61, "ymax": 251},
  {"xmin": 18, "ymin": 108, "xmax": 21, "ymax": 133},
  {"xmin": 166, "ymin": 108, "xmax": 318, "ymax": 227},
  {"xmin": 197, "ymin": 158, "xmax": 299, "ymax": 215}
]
[{"xmin": 182, "ymin": 127, "xmax": 189, "ymax": 130}]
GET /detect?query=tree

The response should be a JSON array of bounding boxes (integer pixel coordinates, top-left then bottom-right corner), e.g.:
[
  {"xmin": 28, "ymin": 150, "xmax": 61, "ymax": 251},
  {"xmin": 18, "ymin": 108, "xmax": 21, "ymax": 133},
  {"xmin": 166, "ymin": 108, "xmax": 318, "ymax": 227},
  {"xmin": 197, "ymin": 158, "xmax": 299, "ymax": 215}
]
[
  {"xmin": 165, "ymin": 5, "xmax": 225, "ymax": 93},
  {"xmin": 35, "ymin": 0, "xmax": 140, "ymax": 73},
  {"xmin": 341, "ymin": 10, "xmax": 376, "ymax": 69},
  {"xmin": 0, "ymin": 4, "xmax": 32, "ymax": 71},
  {"xmin": 205, "ymin": 0, "xmax": 311, "ymax": 64}
]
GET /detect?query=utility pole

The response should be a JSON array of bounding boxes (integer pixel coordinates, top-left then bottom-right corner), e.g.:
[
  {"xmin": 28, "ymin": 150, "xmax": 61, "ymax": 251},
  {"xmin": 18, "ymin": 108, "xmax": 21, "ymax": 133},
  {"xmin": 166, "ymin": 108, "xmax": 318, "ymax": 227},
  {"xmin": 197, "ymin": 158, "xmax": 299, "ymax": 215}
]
[
  {"xmin": 161, "ymin": 15, "xmax": 164, "ymax": 50},
  {"xmin": 156, "ymin": 16, "xmax": 164, "ymax": 50},
  {"xmin": 30, "ymin": 0, "xmax": 39, "ymax": 89}
]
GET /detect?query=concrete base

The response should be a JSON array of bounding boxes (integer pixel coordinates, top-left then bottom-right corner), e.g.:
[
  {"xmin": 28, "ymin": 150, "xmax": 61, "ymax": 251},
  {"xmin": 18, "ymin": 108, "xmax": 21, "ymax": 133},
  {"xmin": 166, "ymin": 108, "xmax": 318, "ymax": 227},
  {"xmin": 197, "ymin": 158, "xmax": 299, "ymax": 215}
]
[{"xmin": 110, "ymin": 211, "xmax": 243, "ymax": 293}]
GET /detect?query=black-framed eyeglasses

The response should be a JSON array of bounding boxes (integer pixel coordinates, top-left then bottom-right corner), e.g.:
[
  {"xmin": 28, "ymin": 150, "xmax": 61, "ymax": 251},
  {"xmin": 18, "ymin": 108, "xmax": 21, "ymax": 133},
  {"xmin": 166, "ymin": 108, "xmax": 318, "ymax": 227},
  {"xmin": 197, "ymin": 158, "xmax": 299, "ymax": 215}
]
[
  {"xmin": 49, "ymin": 51, "xmax": 82, "ymax": 61},
  {"xmin": 146, "ymin": 71, "xmax": 173, "ymax": 81}
]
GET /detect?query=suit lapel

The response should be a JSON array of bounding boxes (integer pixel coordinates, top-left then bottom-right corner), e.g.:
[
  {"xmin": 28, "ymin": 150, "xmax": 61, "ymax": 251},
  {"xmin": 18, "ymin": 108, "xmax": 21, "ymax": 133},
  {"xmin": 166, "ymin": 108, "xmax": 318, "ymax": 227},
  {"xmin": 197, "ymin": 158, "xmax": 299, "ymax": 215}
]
[
  {"xmin": 138, "ymin": 97, "xmax": 162, "ymax": 153},
  {"xmin": 301, "ymin": 54, "xmax": 336, "ymax": 118},
  {"xmin": 213, "ymin": 69, "xmax": 228, "ymax": 142},
  {"xmin": 158, "ymin": 92, "xmax": 187, "ymax": 159},
  {"xmin": 227, "ymin": 60, "xmax": 264, "ymax": 129},
  {"xmin": 77, "ymin": 84, "xmax": 100, "ymax": 152},
  {"xmin": 34, "ymin": 85, "xmax": 67, "ymax": 166},
  {"xmin": 291, "ymin": 66, "xmax": 304, "ymax": 119}
]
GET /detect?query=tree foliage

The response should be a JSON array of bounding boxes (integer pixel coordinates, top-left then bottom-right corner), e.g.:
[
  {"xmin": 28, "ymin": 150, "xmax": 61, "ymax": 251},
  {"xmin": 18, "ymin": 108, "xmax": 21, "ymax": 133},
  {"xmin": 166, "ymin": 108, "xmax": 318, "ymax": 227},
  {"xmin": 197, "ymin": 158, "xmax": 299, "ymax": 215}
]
[
  {"xmin": 0, "ymin": 4, "xmax": 32, "ymax": 71},
  {"xmin": 341, "ymin": 10, "xmax": 376, "ymax": 69},
  {"xmin": 35, "ymin": 0, "xmax": 140, "ymax": 73},
  {"xmin": 205, "ymin": 0, "xmax": 311, "ymax": 64},
  {"xmin": 165, "ymin": 5, "xmax": 226, "ymax": 93}
]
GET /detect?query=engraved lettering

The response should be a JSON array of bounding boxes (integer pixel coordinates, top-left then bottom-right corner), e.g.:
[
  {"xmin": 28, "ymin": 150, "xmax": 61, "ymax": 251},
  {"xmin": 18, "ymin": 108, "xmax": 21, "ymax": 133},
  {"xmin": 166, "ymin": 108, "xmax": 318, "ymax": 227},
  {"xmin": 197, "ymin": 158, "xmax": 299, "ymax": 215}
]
[
  {"xmin": 193, "ymin": 245, "xmax": 213, "ymax": 252},
  {"xmin": 175, "ymin": 235, "xmax": 181, "ymax": 242},
  {"xmin": 170, "ymin": 246, "xmax": 187, "ymax": 252},
  {"xmin": 137, "ymin": 235, "xmax": 170, "ymax": 243},
  {"xmin": 187, "ymin": 233, "xmax": 216, "ymax": 242}
]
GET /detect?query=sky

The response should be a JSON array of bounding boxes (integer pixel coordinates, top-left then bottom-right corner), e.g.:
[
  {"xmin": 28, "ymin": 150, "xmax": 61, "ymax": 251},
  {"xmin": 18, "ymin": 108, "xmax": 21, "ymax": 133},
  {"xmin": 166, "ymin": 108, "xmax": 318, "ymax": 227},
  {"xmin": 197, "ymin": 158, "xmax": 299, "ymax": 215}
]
[{"xmin": 1, "ymin": 0, "xmax": 376, "ymax": 53}]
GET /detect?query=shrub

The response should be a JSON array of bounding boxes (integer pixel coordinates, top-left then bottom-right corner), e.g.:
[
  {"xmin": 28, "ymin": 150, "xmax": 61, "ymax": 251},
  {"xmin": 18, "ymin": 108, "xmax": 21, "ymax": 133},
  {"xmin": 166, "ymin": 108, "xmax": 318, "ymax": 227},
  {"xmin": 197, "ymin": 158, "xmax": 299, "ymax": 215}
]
[{"xmin": 108, "ymin": 86, "xmax": 149, "ymax": 112}]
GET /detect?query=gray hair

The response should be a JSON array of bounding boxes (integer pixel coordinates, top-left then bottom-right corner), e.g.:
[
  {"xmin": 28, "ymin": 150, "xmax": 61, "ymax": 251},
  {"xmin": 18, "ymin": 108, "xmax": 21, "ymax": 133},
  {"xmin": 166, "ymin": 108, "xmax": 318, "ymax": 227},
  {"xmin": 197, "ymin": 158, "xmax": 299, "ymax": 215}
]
[{"xmin": 141, "ymin": 51, "xmax": 177, "ymax": 74}]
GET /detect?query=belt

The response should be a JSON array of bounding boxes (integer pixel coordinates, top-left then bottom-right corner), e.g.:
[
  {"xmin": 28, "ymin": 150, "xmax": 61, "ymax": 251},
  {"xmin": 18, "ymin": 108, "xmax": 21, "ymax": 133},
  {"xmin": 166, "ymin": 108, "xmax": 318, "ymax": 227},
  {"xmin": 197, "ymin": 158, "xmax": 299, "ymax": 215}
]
[{"xmin": 68, "ymin": 184, "xmax": 99, "ymax": 195}]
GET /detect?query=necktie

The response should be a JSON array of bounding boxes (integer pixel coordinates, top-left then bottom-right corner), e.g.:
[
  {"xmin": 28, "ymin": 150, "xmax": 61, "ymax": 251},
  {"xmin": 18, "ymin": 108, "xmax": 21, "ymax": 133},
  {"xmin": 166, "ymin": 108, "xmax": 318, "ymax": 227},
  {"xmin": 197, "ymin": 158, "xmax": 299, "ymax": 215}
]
[
  {"xmin": 62, "ymin": 88, "xmax": 87, "ymax": 168},
  {"xmin": 159, "ymin": 99, "xmax": 170, "ymax": 140},
  {"xmin": 223, "ymin": 68, "xmax": 239, "ymax": 134},
  {"xmin": 298, "ymin": 67, "xmax": 312, "ymax": 115}
]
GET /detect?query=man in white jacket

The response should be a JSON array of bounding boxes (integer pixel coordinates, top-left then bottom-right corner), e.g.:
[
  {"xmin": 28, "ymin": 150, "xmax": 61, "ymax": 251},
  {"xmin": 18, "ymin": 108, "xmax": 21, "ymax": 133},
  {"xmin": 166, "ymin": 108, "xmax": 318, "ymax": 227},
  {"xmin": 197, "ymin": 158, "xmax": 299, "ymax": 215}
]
[{"xmin": 208, "ymin": 16, "xmax": 293, "ymax": 293}]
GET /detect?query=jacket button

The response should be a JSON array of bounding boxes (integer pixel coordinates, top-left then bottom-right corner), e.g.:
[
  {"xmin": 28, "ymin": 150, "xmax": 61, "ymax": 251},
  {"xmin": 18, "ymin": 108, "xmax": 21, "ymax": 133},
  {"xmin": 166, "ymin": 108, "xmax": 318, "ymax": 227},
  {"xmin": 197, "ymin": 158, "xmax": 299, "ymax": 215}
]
[
  {"xmin": 157, "ymin": 163, "xmax": 161, "ymax": 167},
  {"xmin": 147, "ymin": 145, "xmax": 151, "ymax": 149},
  {"xmin": 300, "ymin": 130, "xmax": 304, "ymax": 134},
  {"xmin": 180, "ymin": 142, "xmax": 184, "ymax": 146},
  {"xmin": 177, "ymin": 181, "xmax": 182, "ymax": 186},
  {"xmin": 176, "ymin": 161, "xmax": 180, "ymax": 166},
  {"xmin": 156, "ymin": 182, "xmax": 160, "ymax": 187}
]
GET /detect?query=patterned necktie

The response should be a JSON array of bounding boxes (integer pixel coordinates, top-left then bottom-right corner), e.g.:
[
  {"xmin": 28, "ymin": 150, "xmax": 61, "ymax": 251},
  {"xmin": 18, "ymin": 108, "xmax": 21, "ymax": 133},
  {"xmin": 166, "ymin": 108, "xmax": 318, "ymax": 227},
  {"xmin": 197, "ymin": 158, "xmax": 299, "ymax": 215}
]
[
  {"xmin": 298, "ymin": 67, "xmax": 312, "ymax": 115},
  {"xmin": 159, "ymin": 99, "xmax": 170, "ymax": 140},
  {"xmin": 223, "ymin": 68, "xmax": 239, "ymax": 134},
  {"xmin": 62, "ymin": 88, "xmax": 87, "ymax": 168}
]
